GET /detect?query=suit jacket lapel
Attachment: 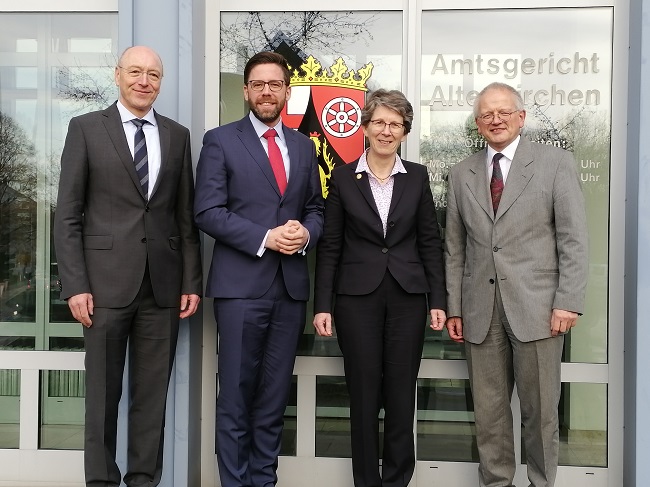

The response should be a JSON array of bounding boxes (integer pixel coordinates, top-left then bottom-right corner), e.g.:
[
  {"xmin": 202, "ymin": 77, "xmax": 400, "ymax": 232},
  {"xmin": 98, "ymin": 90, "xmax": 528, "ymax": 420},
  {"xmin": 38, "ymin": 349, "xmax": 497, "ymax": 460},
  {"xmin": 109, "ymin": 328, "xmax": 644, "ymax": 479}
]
[
  {"xmin": 495, "ymin": 139, "xmax": 534, "ymax": 221},
  {"xmin": 237, "ymin": 117, "xmax": 283, "ymax": 197},
  {"xmin": 350, "ymin": 163, "xmax": 381, "ymax": 219},
  {"xmin": 149, "ymin": 111, "xmax": 169, "ymax": 200},
  {"xmin": 465, "ymin": 150, "xmax": 493, "ymax": 219},
  {"xmin": 283, "ymin": 124, "xmax": 300, "ymax": 197},
  {"xmin": 388, "ymin": 170, "xmax": 406, "ymax": 217},
  {"xmin": 103, "ymin": 103, "xmax": 146, "ymax": 199}
]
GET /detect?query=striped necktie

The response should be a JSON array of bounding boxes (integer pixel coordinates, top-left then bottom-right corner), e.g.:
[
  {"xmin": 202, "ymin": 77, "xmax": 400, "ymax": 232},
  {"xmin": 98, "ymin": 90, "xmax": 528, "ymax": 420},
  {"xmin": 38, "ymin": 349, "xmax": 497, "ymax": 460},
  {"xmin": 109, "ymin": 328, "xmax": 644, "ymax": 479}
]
[{"xmin": 131, "ymin": 119, "xmax": 150, "ymax": 196}]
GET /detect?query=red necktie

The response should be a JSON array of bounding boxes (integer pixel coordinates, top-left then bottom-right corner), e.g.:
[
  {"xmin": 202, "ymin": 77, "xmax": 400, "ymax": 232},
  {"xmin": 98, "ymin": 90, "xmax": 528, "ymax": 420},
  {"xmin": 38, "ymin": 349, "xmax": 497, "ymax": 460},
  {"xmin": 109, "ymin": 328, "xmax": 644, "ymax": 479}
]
[
  {"xmin": 262, "ymin": 129, "xmax": 287, "ymax": 195},
  {"xmin": 490, "ymin": 153, "xmax": 504, "ymax": 215}
]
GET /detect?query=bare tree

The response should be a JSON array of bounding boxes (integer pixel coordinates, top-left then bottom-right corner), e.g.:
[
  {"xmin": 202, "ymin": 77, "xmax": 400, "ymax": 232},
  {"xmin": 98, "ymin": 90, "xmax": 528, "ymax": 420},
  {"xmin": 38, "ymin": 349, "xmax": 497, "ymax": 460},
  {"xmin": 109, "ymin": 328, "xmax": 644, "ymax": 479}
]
[
  {"xmin": 56, "ymin": 62, "xmax": 116, "ymax": 115},
  {"xmin": 220, "ymin": 11, "xmax": 376, "ymax": 68},
  {"xmin": 0, "ymin": 111, "xmax": 37, "ymax": 292}
]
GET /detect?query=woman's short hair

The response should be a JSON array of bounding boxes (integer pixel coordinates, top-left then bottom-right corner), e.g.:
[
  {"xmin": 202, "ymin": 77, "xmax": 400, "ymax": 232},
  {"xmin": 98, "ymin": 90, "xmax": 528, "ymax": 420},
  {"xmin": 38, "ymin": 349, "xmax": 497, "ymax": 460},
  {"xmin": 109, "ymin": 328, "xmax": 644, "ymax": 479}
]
[{"xmin": 360, "ymin": 89, "xmax": 413, "ymax": 134}]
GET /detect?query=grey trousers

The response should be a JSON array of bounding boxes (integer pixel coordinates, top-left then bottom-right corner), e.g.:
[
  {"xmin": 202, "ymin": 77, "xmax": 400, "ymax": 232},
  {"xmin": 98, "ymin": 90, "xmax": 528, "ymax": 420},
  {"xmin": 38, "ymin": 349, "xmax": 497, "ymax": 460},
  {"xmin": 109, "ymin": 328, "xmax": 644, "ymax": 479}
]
[{"xmin": 465, "ymin": 286, "xmax": 564, "ymax": 487}]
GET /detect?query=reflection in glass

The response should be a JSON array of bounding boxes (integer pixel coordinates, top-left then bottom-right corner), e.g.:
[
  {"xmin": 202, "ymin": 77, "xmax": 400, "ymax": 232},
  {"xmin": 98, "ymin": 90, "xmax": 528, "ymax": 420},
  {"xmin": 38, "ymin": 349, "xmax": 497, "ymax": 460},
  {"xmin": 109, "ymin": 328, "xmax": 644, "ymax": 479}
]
[
  {"xmin": 0, "ymin": 109, "xmax": 37, "ymax": 324},
  {"xmin": 557, "ymin": 382, "xmax": 606, "ymax": 467},
  {"xmin": 280, "ymin": 376, "xmax": 298, "ymax": 456},
  {"xmin": 39, "ymin": 370, "xmax": 84, "ymax": 450},
  {"xmin": 422, "ymin": 326, "xmax": 465, "ymax": 360},
  {"xmin": 0, "ymin": 369, "xmax": 20, "ymax": 448},
  {"xmin": 0, "ymin": 12, "xmax": 117, "ymax": 350},
  {"xmin": 0, "ymin": 336, "xmax": 35, "ymax": 350},
  {"xmin": 416, "ymin": 378, "xmax": 477, "ymax": 462},
  {"xmin": 420, "ymin": 8, "xmax": 612, "ymax": 364},
  {"xmin": 316, "ymin": 376, "xmax": 357, "ymax": 458},
  {"xmin": 220, "ymin": 11, "xmax": 402, "ymax": 360}
]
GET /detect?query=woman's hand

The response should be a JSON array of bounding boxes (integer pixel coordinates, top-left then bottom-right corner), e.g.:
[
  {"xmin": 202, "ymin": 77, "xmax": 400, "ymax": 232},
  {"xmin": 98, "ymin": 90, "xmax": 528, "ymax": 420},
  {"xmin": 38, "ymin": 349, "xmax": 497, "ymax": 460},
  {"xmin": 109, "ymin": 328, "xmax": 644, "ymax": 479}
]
[{"xmin": 313, "ymin": 312, "xmax": 333, "ymax": 337}]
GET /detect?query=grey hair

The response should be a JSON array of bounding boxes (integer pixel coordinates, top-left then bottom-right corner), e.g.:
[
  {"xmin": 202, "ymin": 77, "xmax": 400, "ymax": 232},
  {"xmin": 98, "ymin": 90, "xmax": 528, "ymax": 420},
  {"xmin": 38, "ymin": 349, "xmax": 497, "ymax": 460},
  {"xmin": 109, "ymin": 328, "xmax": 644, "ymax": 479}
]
[
  {"xmin": 361, "ymin": 89, "xmax": 414, "ymax": 134},
  {"xmin": 472, "ymin": 82, "xmax": 524, "ymax": 118}
]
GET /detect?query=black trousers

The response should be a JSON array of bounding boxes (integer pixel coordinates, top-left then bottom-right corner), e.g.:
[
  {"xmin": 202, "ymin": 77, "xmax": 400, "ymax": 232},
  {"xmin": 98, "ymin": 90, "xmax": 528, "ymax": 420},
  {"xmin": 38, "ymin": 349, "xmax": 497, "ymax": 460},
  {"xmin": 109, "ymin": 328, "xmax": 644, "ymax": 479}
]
[
  {"xmin": 83, "ymin": 270, "xmax": 180, "ymax": 487},
  {"xmin": 334, "ymin": 271, "xmax": 427, "ymax": 487}
]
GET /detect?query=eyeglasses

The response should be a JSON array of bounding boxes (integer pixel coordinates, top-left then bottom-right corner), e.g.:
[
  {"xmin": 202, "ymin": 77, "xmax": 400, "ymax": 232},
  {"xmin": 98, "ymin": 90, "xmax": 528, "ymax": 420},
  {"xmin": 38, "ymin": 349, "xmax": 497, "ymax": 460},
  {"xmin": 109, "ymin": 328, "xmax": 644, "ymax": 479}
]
[
  {"xmin": 478, "ymin": 110, "xmax": 519, "ymax": 124},
  {"xmin": 247, "ymin": 80, "xmax": 286, "ymax": 92},
  {"xmin": 369, "ymin": 119, "xmax": 405, "ymax": 133},
  {"xmin": 118, "ymin": 66, "xmax": 162, "ymax": 83}
]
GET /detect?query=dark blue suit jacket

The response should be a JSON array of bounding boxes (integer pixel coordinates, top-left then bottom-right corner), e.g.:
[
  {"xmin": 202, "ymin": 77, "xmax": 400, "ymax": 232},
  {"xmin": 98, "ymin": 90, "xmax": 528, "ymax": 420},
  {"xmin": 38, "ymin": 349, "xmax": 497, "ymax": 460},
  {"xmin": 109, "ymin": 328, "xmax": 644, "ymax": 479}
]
[{"xmin": 194, "ymin": 115, "xmax": 324, "ymax": 301}]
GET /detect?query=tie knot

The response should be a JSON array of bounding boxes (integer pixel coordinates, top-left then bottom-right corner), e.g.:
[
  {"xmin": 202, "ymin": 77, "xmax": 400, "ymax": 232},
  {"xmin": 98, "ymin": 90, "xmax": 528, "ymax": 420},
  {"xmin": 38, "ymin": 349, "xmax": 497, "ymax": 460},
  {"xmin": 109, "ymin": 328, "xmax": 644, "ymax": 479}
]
[
  {"xmin": 262, "ymin": 128, "xmax": 278, "ymax": 140},
  {"xmin": 131, "ymin": 118, "xmax": 148, "ymax": 129},
  {"xmin": 493, "ymin": 152, "xmax": 504, "ymax": 164}
]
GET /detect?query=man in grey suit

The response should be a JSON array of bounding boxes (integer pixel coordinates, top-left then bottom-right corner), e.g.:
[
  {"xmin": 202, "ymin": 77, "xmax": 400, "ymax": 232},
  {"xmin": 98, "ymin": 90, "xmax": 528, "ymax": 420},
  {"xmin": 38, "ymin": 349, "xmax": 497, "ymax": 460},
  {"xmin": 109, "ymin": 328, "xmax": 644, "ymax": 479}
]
[
  {"xmin": 445, "ymin": 82, "xmax": 588, "ymax": 487},
  {"xmin": 54, "ymin": 46, "xmax": 202, "ymax": 487}
]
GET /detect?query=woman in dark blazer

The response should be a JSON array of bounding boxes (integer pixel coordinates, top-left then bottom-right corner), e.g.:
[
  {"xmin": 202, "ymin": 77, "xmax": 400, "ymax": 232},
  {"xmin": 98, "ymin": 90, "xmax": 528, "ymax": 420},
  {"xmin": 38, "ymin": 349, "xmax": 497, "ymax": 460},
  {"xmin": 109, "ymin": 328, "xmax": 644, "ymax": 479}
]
[{"xmin": 313, "ymin": 89, "xmax": 446, "ymax": 487}]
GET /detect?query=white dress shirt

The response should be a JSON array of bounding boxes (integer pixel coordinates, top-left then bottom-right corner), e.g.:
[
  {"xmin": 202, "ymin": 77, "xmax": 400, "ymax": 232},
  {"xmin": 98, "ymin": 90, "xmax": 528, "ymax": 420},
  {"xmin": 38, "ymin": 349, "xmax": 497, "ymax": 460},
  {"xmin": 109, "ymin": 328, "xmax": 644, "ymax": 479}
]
[{"xmin": 117, "ymin": 101, "xmax": 161, "ymax": 199}]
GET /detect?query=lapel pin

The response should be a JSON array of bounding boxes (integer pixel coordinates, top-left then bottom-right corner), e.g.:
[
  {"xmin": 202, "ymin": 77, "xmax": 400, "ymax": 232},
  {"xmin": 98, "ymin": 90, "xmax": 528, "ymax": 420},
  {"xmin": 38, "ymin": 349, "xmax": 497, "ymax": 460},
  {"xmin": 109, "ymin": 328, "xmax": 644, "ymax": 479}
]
[{"xmin": 356, "ymin": 173, "xmax": 362, "ymax": 180}]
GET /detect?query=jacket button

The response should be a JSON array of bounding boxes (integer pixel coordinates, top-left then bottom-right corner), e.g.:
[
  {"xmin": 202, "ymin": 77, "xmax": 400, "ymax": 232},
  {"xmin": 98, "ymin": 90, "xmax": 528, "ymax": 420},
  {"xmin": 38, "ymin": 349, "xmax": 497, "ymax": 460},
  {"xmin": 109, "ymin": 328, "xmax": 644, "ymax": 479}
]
[
  {"xmin": 493, "ymin": 246, "xmax": 499, "ymax": 252},
  {"xmin": 489, "ymin": 278, "xmax": 495, "ymax": 284},
  {"xmin": 141, "ymin": 238, "xmax": 147, "ymax": 243},
  {"xmin": 381, "ymin": 248, "xmax": 388, "ymax": 254},
  {"xmin": 145, "ymin": 206, "xmax": 150, "ymax": 212},
  {"xmin": 389, "ymin": 221, "xmax": 395, "ymax": 227}
]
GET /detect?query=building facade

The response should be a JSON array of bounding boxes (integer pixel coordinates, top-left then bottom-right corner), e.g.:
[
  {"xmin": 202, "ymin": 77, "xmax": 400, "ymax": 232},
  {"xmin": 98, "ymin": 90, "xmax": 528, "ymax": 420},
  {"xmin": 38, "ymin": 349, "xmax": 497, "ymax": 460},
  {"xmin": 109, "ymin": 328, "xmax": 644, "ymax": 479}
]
[{"xmin": 0, "ymin": 0, "xmax": 647, "ymax": 486}]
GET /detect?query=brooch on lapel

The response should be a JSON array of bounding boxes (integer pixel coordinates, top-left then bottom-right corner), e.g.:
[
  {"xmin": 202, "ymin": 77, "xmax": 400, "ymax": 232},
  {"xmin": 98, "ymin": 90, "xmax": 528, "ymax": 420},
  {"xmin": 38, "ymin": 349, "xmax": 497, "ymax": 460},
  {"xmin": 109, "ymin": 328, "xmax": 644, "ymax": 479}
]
[{"xmin": 356, "ymin": 173, "xmax": 362, "ymax": 180}]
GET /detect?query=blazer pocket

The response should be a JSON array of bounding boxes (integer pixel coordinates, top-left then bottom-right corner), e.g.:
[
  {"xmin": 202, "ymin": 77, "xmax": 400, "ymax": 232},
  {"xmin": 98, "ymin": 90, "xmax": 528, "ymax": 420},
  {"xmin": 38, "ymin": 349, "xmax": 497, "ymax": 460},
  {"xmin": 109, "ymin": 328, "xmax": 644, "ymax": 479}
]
[
  {"xmin": 532, "ymin": 269, "xmax": 559, "ymax": 274},
  {"xmin": 83, "ymin": 235, "xmax": 113, "ymax": 249},
  {"xmin": 169, "ymin": 236, "xmax": 181, "ymax": 250}
]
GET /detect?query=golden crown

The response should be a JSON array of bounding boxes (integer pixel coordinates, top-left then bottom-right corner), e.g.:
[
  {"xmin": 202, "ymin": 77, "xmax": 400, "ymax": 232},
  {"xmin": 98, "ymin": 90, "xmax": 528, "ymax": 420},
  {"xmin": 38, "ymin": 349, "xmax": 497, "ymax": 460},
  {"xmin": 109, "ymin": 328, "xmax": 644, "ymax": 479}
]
[{"xmin": 290, "ymin": 55, "xmax": 373, "ymax": 91}]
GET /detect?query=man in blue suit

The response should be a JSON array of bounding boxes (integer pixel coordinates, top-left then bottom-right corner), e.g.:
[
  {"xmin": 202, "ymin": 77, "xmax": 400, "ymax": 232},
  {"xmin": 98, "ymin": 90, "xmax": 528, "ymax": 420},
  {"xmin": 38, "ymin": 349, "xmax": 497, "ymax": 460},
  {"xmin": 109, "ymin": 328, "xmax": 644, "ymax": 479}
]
[{"xmin": 194, "ymin": 51, "xmax": 324, "ymax": 487}]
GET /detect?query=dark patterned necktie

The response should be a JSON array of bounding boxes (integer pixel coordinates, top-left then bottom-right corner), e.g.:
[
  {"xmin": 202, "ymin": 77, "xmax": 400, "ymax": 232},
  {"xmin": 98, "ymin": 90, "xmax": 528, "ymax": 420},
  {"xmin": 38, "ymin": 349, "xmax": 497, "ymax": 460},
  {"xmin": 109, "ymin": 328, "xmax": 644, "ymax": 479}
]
[
  {"xmin": 490, "ymin": 152, "xmax": 504, "ymax": 215},
  {"xmin": 262, "ymin": 128, "xmax": 287, "ymax": 195},
  {"xmin": 131, "ymin": 119, "xmax": 150, "ymax": 196}
]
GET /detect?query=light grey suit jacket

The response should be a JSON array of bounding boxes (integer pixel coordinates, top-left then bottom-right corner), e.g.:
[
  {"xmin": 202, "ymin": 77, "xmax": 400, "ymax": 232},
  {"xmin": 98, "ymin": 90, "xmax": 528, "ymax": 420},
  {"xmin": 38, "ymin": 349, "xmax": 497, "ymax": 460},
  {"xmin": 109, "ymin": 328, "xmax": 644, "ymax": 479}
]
[{"xmin": 445, "ymin": 137, "xmax": 588, "ymax": 344}]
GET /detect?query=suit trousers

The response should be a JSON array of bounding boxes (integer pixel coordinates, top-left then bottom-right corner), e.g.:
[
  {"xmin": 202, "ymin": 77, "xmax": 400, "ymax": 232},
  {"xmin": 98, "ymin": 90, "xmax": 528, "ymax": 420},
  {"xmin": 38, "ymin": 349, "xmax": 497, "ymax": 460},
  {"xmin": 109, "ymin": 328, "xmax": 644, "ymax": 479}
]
[
  {"xmin": 334, "ymin": 271, "xmax": 427, "ymax": 487},
  {"xmin": 214, "ymin": 268, "xmax": 306, "ymax": 487},
  {"xmin": 83, "ymin": 269, "xmax": 180, "ymax": 487},
  {"xmin": 464, "ymin": 284, "xmax": 563, "ymax": 487}
]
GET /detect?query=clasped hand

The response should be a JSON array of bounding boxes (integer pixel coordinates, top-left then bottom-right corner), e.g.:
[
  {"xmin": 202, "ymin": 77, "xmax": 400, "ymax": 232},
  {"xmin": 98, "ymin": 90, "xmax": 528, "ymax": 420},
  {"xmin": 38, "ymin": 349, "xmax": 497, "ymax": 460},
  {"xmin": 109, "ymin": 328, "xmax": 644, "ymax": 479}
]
[{"xmin": 267, "ymin": 220, "xmax": 308, "ymax": 255}]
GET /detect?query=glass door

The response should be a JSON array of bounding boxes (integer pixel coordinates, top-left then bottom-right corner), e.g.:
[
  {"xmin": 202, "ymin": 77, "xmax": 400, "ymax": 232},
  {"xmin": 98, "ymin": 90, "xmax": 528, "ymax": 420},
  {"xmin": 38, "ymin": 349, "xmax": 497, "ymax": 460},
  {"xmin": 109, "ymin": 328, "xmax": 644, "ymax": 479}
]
[
  {"xmin": 207, "ymin": 2, "xmax": 624, "ymax": 486},
  {"xmin": 0, "ymin": 8, "xmax": 118, "ymax": 484}
]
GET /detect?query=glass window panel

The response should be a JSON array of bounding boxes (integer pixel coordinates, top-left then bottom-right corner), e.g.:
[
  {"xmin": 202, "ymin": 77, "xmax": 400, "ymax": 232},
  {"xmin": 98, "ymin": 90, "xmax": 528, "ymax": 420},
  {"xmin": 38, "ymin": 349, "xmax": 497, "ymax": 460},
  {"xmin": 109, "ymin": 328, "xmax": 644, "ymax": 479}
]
[
  {"xmin": 0, "ymin": 336, "xmax": 35, "ymax": 350},
  {"xmin": 280, "ymin": 376, "xmax": 298, "ymax": 456},
  {"xmin": 558, "ymin": 382, "xmax": 607, "ymax": 467},
  {"xmin": 39, "ymin": 369, "xmax": 84, "ymax": 450},
  {"xmin": 421, "ymin": 8, "xmax": 612, "ymax": 363},
  {"xmin": 422, "ymin": 325, "xmax": 465, "ymax": 360},
  {"xmin": 0, "ymin": 12, "xmax": 118, "ymax": 348},
  {"xmin": 316, "ymin": 375, "xmax": 374, "ymax": 458},
  {"xmin": 220, "ymin": 10, "xmax": 402, "ymax": 357},
  {"xmin": 0, "ymin": 369, "xmax": 20, "ymax": 449},
  {"xmin": 417, "ymin": 378, "xmax": 477, "ymax": 462}
]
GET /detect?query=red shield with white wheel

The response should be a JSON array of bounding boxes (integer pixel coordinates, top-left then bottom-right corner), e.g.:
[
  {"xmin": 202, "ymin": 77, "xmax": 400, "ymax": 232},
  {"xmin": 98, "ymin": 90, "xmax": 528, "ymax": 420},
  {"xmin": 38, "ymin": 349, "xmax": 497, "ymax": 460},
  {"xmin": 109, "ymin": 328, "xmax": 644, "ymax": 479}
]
[{"xmin": 311, "ymin": 86, "xmax": 365, "ymax": 164}]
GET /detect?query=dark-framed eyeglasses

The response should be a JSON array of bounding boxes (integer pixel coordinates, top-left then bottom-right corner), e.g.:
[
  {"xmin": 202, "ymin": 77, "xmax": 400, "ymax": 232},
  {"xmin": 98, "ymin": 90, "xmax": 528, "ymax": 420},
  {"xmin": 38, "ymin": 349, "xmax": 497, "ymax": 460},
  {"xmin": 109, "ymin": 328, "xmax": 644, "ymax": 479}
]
[{"xmin": 247, "ymin": 80, "xmax": 286, "ymax": 92}]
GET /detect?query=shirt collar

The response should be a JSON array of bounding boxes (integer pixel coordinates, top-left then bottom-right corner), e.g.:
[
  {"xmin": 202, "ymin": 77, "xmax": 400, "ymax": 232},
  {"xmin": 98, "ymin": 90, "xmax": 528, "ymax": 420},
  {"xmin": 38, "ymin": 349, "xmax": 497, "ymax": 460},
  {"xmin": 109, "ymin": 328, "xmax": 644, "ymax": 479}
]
[
  {"xmin": 356, "ymin": 150, "xmax": 408, "ymax": 175},
  {"xmin": 249, "ymin": 112, "xmax": 286, "ymax": 144},
  {"xmin": 117, "ymin": 100, "xmax": 157, "ymax": 126},
  {"xmin": 487, "ymin": 135, "xmax": 520, "ymax": 165}
]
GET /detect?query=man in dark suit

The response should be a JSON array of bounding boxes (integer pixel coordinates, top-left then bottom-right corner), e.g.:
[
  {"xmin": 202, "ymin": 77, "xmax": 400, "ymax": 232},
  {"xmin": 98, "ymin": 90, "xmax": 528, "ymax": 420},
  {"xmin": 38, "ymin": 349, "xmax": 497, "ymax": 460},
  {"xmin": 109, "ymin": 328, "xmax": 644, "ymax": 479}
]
[
  {"xmin": 445, "ymin": 82, "xmax": 589, "ymax": 487},
  {"xmin": 194, "ymin": 51, "xmax": 324, "ymax": 487},
  {"xmin": 54, "ymin": 46, "xmax": 202, "ymax": 487}
]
